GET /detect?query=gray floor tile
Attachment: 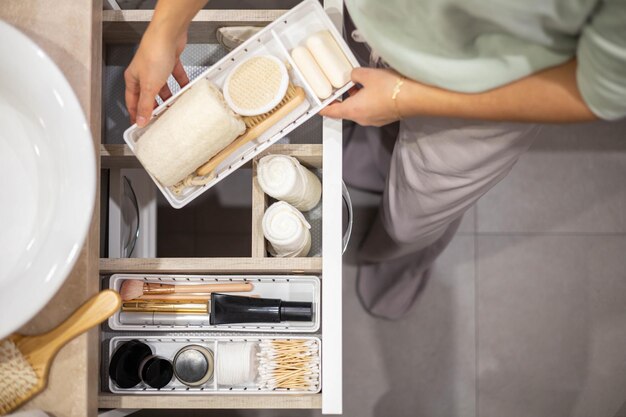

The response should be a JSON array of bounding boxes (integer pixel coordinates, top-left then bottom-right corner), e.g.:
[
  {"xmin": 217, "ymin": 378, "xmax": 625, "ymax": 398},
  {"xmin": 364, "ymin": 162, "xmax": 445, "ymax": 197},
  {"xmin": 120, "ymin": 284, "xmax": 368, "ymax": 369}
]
[
  {"xmin": 339, "ymin": 235, "xmax": 476, "ymax": 417},
  {"xmin": 476, "ymin": 120, "xmax": 626, "ymax": 234},
  {"xmin": 477, "ymin": 235, "xmax": 626, "ymax": 417},
  {"xmin": 459, "ymin": 205, "xmax": 476, "ymax": 234}
]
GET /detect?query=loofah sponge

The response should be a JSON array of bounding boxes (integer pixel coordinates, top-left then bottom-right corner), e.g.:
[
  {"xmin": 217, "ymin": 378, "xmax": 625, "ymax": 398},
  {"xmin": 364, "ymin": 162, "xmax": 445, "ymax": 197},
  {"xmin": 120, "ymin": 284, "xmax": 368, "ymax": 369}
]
[{"xmin": 135, "ymin": 78, "xmax": 246, "ymax": 187}]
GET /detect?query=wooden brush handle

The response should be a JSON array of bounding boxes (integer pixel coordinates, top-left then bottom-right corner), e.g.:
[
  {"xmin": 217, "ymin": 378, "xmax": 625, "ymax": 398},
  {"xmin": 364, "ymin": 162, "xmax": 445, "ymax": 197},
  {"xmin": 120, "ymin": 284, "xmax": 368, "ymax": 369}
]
[
  {"xmin": 138, "ymin": 293, "xmax": 212, "ymax": 301},
  {"xmin": 174, "ymin": 282, "xmax": 253, "ymax": 293},
  {"xmin": 145, "ymin": 282, "xmax": 253, "ymax": 294},
  {"xmin": 23, "ymin": 290, "xmax": 121, "ymax": 359},
  {"xmin": 195, "ymin": 87, "xmax": 306, "ymax": 176},
  {"xmin": 138, "ymin": 293, "xmax": 260, "ymax": 300}
]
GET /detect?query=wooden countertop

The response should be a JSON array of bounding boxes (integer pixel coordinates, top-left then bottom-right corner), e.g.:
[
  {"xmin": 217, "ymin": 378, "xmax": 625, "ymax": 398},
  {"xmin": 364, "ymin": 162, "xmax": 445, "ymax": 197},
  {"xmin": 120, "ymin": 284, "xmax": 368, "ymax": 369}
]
[{"xmin": 0, "ymin": 1, "xmax": 101, "ymax": 416}]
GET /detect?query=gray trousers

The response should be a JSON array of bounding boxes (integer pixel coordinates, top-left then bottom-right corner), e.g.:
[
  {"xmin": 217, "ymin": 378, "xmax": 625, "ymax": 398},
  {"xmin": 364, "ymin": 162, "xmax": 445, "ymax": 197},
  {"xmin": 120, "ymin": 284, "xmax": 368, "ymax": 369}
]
[
  {"xmin": 343, "ymin": 11, "xmax": 542, "ymax": 318},
  {"xmin": 345, "ymin": 117, "xmax": 540, "ymax": 319}
]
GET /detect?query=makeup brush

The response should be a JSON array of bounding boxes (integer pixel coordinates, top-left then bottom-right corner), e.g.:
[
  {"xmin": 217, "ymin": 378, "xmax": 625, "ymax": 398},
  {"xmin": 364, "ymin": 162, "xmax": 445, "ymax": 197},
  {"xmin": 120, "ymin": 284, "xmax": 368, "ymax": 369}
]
[
  {"xmin": 121, "ymin": 300, "xmax": 209, "ymax": 314},
  {"xmin": 134, "ymin": 293, "xmax": 213, "ymax": 301},
  {"xmin": 0, "ymin": 290, "xmax": 121, "ymax": 414},
  {"xmin": 120, "ymin": 280, "xmax": 253, "ymax": 301}
]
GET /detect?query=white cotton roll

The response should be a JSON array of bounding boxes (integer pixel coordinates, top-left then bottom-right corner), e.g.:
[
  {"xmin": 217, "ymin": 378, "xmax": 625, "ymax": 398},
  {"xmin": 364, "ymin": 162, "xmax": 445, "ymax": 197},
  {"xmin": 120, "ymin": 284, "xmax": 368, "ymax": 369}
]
[
  {"xmin": 263, "ymin": 201, "xmax": 312, "ymax": 258},
  {"xmin": 135, "ymin": 78, "xmax": 246, "ymax": 187},
  {"xmin": 306, "ymin": 30, "xmax": 353, "ymax": 88},
  {"xmin": 291, "ymin": 46, "xmax": 333, "ymax": 99},
  {"xmin": 257, "ymin": 155, "xmax": 321, "ymax": 212},
  {"xmin": 216, "ymin": 342, "xmax": 258, "ymax": 386}
]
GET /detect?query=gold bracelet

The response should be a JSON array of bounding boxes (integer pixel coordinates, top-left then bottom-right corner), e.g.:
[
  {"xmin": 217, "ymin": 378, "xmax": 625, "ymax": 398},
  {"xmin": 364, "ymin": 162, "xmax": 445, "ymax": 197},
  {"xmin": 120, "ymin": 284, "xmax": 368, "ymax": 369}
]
[{"xmin": 391, "ymin": 76, "xmax": 406, "ymax": 120}]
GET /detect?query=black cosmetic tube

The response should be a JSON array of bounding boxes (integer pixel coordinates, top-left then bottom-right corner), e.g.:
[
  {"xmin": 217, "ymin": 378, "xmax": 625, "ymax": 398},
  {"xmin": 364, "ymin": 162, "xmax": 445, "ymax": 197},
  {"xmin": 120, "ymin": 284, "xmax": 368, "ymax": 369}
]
[{"xmin": 209, "ymin": 293, "xmax": 313, "ymax": 325}]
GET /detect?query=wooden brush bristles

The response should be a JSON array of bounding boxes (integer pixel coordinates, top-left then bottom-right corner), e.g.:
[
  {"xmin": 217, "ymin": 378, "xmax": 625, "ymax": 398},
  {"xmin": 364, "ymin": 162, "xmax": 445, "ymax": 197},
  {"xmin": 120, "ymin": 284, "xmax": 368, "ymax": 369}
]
[
  {"xmin": 0, "ymin": 339, "xmax": 39, "ymax": 414},
  {"xmin": 242, "ymin": 83, "xmax": 297, "ymax": 129},
  {"xmin": 257, "ymin": 339, "xmax": 320, "ymax": 391}
]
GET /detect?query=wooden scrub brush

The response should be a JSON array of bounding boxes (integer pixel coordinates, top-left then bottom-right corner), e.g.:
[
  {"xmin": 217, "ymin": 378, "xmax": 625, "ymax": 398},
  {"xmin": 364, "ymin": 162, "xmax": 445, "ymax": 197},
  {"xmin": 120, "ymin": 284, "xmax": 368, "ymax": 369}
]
[
  {"xmin": 171, "ymin": 83, "xmax": 306, "ymax": 194},
  {"xmin": 0, "ymin": 290, "xmax": 121, "ymax": 415}
]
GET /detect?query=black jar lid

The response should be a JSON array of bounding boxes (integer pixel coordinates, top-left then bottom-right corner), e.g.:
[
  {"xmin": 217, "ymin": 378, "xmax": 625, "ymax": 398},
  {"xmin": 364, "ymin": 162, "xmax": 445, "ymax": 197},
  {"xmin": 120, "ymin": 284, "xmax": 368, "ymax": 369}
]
[
  {"xmin": 109, "ymin": 340, "xmax": 152, "ymax": 389},
  {"xmin": 140, "ymin": 356, "xmax": 174, "ymax": 389}
]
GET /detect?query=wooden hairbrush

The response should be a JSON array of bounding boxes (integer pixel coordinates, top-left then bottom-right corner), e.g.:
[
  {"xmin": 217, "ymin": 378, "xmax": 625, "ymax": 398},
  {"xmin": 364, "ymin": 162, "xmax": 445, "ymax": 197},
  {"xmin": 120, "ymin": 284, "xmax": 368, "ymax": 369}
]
[{"xmin": 0, "ymin": 290, "xmax": 121, "ymax": 414}]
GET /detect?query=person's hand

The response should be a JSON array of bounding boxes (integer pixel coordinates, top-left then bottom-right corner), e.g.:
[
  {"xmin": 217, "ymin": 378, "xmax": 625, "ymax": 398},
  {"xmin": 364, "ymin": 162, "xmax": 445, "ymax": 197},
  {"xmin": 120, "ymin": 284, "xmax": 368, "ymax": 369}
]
[
  {"xmin": 319, "ymin": 67, "xmax": 404, "ymax": 127},
  {"xmin": 124, "ymin": 27, "xmax": 189, "ymax": 127}
]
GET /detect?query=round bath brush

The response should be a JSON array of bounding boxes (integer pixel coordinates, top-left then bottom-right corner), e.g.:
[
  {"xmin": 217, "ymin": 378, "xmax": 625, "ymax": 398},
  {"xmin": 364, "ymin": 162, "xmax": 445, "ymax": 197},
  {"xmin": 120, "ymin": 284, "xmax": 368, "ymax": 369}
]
[{"xmin": 223, "ymin": 55, "xmax": 289, "ymax": 116}]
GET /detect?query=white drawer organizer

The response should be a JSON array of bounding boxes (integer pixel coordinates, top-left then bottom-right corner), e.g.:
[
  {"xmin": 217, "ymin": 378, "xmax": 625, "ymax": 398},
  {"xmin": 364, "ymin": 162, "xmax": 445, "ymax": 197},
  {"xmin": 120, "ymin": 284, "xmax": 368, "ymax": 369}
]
[
  {"xmin": 123, "ymin": 0, "xmax": 358, "ymax": 209},
  {"xmin": 108, "ymin": 274, "xmax": 321, "ymax": 332},
  {"xmin": 99, "ymin": 0, "xmax": 346, "ymax": 414},
  {"xmin": 107, "ymin": 336, "xmax": 322, "ymax": 395}
]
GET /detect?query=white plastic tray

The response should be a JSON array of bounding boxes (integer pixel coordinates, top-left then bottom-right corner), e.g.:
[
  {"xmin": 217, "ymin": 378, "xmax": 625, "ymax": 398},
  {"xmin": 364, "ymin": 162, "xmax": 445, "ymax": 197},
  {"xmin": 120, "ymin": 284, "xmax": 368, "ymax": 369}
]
[
  {"xmin": 107, "ymin": 335, "xmax": 322, "ymax": 395},
  {"xmin": 123, "ymin": 0, "xmax": 359, "ymax": 208},
  {"xmin": 108, "ymin": 274, "xmax": 321, "ymax": 332}
]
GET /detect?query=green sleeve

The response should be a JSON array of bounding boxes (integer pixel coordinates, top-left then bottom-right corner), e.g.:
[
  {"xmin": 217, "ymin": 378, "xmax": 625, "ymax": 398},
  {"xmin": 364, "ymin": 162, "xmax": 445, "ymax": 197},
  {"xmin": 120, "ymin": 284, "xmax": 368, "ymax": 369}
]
[{"xmin": 576, "ymin": 0, "xmax": 626, "ymax": 120}]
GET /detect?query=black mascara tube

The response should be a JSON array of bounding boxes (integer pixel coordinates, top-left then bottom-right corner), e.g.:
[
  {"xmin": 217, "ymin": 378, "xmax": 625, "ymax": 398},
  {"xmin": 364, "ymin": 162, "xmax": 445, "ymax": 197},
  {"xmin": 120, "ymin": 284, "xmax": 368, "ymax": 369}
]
[{"xmin": 209, "ymin": 293, "xmax": 313, "ymax": 325}]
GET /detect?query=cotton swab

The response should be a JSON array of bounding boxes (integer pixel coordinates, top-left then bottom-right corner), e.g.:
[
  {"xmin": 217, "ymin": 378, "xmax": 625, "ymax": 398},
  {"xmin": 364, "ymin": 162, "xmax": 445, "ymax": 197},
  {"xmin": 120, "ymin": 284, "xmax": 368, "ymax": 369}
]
[{"xmin": 256, "ymin": 339, "xmax": 320, "ymax": 391}]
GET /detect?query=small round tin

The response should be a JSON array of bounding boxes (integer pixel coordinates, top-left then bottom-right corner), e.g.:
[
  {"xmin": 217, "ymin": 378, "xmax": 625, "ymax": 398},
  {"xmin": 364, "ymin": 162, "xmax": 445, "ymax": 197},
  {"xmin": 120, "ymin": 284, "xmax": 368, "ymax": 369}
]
[{"xmin": 173, "ymin": 345, "xmax": 215, "ymax": 387}]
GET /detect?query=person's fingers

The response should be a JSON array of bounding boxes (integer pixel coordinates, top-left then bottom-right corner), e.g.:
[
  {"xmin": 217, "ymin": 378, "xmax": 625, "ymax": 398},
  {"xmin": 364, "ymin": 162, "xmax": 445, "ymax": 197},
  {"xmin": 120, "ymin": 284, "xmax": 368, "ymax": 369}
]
[
  {"xmin": 158, "ymin": 83, "xmax": 173, "ymax": 102},
  {"xmin": 136, "ymin": 84, "xmax": 159, "ymax": 127},
  {"xmin": 319, "ymin": 100, "xmax": 351, "ymax": 119},
  {"xmin": 319, "ymin": 87, "xmax": 366, "ymax": 119},
  {"xmin": 125, "ymin": 89, "xmax": 138, "ymax": 124},
  {"xmin": 347, "ymin": 86, "xmax": 359, "ymax": 97},
  {"xmin": 172, "ymin": 59, "xmax": 189, "ymax": 87},
  {"xmin": 124, "ymin": 69, "xmax": 140, "ymax": 123},
  {"xmin": 350, "ymin": 67, "xmax": 373, "ymax": 85}
]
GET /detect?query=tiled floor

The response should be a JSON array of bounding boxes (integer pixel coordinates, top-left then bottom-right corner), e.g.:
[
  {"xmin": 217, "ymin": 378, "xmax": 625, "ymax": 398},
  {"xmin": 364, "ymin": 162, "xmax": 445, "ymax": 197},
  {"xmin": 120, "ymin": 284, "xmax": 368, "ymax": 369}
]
[{"xmin": 133, "ymin": 119, "xmax": 626, "ymax": 417}]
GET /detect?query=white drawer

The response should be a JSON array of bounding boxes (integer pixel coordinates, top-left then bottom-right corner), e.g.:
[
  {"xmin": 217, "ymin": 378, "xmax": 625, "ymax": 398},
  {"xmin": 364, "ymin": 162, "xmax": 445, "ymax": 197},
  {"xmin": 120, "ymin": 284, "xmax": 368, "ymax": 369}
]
[{"xmin": 99, "ymin": 1, "xmax": 345, "ymax": 414}]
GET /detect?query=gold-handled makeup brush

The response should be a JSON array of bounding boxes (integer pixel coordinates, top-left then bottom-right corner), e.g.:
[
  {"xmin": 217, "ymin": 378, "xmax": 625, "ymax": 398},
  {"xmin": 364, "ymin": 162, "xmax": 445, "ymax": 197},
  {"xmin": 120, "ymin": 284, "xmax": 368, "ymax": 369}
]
[
  {"xmin": 0, "ymin": 290, "xmax": 121, "ymax": 415},
  {"xmin": 119, "ymin": 280, "xmax": 253, "ymax": 301},
  {"xmin": 121, "ymin": 299, "xmax": 209, "ymax": 314}
]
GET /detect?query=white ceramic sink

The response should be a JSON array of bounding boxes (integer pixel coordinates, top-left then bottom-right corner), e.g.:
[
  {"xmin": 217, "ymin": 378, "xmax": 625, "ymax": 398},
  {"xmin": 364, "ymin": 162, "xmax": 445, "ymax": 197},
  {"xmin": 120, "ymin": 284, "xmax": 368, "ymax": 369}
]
[{"xmin": 0, "ymin": 21, "xmax": 96, "ymax": 339}]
